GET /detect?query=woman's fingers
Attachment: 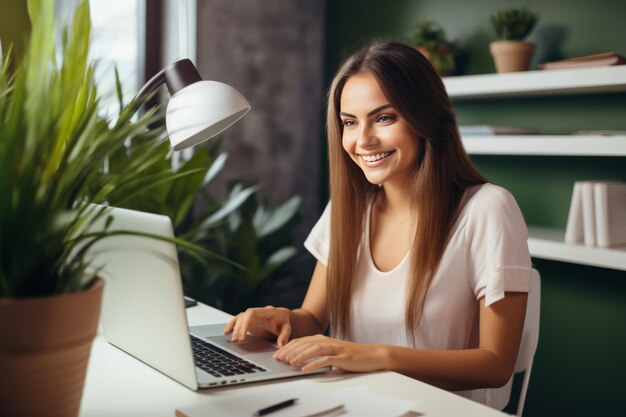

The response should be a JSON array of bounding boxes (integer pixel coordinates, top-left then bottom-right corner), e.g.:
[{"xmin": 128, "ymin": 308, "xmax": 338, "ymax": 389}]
[
  {"xmin": 223, "ymin": 315, "xmax": 238, "ymax": 335},
  {"xmin": 234, "ymin": 309, "xmax": 257, "ymax": 342},
  {"xmin": 225, "ymin": 306, "xmax": 291, "ymax": 344},
  {"xmin": 302, "ymin": 355, "xmax": 332, "ymax": 373},
  {"xmin": 276, "ymin": 323, "xmax": 292, "ymax": 348},
  {"xmin": 274, "ymin": 335, "xmax": 322, "ymax": 362},
  {"xmin": 273, "ymin": 336, "xmax": 376, "ymax": 374},
  {"xmin": 232, "ymin": 307, "xmax": 274, "ymax": 342},
  {"xmin": 231, "ymin": 313, "xmax": 244, "ymax": 342},
  {"xmin": 236, "ymin": 310, "xmax": 254, "ymax": 342},
  {"xmin": 289, "ymin": 343, "xmax": 324, "ymax": 366}
]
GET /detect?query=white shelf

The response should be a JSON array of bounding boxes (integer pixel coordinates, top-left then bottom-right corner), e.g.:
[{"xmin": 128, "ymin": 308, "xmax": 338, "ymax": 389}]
[
  {"xmin": 462, "ymin": 135, "xmax": 626, "ymax": 156},
  {"xmin": 451, "ymin": 68, "xmax": 626, "ymax": 271},
  {"xmin": 443, "ymin": 66, "xmax": 626, "ymax": 99},
  {"xmin": 528, "ymin": 226, "xmax": 626, "ymax": 271}
]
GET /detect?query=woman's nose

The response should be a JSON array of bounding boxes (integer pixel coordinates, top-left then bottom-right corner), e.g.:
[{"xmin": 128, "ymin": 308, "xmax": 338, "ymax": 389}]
[{"xmin": 356, "ymin": 124, "xmax": 378, "ymax": 148}]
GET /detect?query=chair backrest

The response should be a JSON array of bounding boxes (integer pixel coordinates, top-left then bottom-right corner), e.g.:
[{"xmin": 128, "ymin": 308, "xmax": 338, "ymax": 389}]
[{"xmin": 489, "ymin": 268, "xmax": 541, "ymax": 416}]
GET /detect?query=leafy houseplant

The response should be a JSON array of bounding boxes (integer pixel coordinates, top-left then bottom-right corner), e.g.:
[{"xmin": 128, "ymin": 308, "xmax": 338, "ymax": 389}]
[
  {"xmin": 0, "ymin": 1, "xmax": 226, "ymax": 416},
  {"xmin": 489, "ymin": 7, "xmax": 539, "ymax": 73},
  {"xmin": 181, "ymin": 183, "xmax": 302, "ymax": 314},
  {"xmin": 104, "ymin": 136, "xmax": 303, "ymax": 314},
  {"xmin": 411, "ymin": 21, "xmax": 455, "ymax": 76}
]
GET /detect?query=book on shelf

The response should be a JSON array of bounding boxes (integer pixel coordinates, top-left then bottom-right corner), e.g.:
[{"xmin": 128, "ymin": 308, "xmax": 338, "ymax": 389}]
[
  {"xmin": 564, "ymin": 182, "xmax": 584, "ymax": 244},
  {"xmin": 581, "ymin": 182, "xmax": 596, "ymax": 246},
  {"xmin": 538, "ymin": 52, "xmax": 626, "ymax": 70},
  {"xmin": 459, "ymin": 125, "xmax": 540, "ymax": 136},
  {"xmin": 564, "ymin": 180, "xmax": 626, "ymax": 248},
  {"xmin": 594, "ymin": 182, "xmax": 626, "ymax": 248}
]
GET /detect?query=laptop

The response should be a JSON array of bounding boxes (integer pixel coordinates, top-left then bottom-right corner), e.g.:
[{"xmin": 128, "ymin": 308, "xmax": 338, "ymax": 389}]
[{"xmin": 85, "ymin": 205, "xmax": 328, "ymax": 390}]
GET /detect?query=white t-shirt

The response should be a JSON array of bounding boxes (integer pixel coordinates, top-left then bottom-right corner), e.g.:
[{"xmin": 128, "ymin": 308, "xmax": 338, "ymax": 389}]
[{"xmin": 303, "ymin": 183, "xmax": 533, "ymax": 406}]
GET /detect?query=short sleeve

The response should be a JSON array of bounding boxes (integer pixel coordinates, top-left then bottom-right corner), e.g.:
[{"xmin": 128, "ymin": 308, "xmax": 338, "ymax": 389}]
[
  {"xmin": 303, "ymin": 202, "xmax": 332, "ymax": 266},
  {"xmin": 465, "ymin": 185, "xmax": 532, "ymax": 306}
]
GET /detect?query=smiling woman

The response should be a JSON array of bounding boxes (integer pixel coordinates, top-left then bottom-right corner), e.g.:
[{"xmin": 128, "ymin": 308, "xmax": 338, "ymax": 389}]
[
  {"xmin": 223, "ymin": 41, "xmax": 533, "ymax": 410},
  {"xmin": 339, "ymin": 74, "xmax": 420, "ymax": 187}
]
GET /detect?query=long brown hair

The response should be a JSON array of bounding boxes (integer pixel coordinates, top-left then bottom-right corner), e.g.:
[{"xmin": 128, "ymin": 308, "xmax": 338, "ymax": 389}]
[{"xmin": 326, "ymin": 41, "xmax": 487, "ymax": 341}]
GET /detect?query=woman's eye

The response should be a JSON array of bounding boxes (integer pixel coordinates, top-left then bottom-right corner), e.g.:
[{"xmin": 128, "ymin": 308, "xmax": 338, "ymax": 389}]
[
  {"xmin": 377, "ymin": 114, "xmax": 396, "ymax": 124},
  {"xmin": 341, "ymin": 120, "xmax": 356, "ymax": 127}
]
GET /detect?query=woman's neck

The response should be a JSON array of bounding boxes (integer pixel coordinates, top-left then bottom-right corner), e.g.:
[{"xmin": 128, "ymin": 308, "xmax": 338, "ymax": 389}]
[{"xmin": 377, "ymin": 178, "xmax": 413, "ymax": 215}]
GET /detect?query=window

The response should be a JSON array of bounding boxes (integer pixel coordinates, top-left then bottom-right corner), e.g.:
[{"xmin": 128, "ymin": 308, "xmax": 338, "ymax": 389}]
[
  {"xmin": 55, "ymin": 0, "xmax": 144, "ymax": 117},
  {"xmin": 90, "ymin": 0, "xmax": 142, "ymax": 108}
]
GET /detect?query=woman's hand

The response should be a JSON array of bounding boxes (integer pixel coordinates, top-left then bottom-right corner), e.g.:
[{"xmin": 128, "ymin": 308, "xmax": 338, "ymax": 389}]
[
  {"xmin": 273, "ymin": 334, "xmax": 387, "ymax": 373},
  {"xmin": 223, "ymin": 306, "xmax": 292, "ymax": 348}
]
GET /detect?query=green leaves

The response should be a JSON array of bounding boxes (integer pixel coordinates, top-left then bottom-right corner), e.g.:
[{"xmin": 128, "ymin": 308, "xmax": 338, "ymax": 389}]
[
  {"xmin": 0, "ymin": 0, "xmax": 236, "ymax": 298},
  {"xmin": 411, "ymin": 21, "xmax": 451, "ymax": 53},
  {"xmin": 193, "ymin": 193, "xmax": 301, "ymax": 313},
  {"xmin": 409, "ymin": 20, "xmax": 456, "ymax": 76},
  {"xmin": 253, "ymin": 196, "xmax": 301, "ymax": 238},
  {"xmin": 1, "ymin": 0, "xmax": 303, "ymax": 307},
  {"xmin": 199, "ymin": 184, "xmax": 260, "ymax": 232},
  {"xmin": 100, "ymin": 129, "xmax": 304, "ymax": 313},
  {"xmin": 491, "ymin": 7, "xmax": 539, "ymax": 41},
  {"xmin": 107, "ymin": 135, "xmax": 303, "ymax": 313}
]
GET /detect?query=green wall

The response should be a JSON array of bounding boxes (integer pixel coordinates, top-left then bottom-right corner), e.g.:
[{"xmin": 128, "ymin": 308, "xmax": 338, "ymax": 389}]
[{"xmin": 325, "ymin": 1, "xmax": 626, "ymax": 416}]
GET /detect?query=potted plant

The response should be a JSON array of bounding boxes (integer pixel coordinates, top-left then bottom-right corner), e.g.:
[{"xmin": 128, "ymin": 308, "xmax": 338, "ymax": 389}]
[
  {"xmin": 0, "ymin": 1, "xmax": 228, "ymax": 416},
  {"xmin": 490, "ymin": 6, "xmax": 539, "ymax": 73},
  {"xmin": 411, "ymin": 20, "xmax": 456, "ymax": 76},
  {"xmin": 105, "ymin": 137, "xmax": 304, "ymax": 313}
]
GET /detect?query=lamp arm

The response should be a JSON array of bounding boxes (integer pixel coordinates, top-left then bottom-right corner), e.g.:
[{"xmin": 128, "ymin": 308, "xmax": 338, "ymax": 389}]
[
  {"xmin": 135, "ymin": 59, "xmax": 202, "ymax": 103},
  {"xmin": 135, "ymin": 69, "xmax": 166, "ymax": 103}
]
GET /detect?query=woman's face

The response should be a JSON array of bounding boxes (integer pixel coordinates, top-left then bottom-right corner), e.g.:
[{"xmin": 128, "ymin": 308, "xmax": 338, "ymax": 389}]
[{"xmin": 339, "ymin": 72, "xmax": 419, "ymax": 187}]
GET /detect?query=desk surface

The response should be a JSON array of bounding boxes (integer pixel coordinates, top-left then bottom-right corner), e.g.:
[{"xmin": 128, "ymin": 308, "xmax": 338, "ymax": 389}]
[{"xmin": 80, "ymin": 304, "xmax": 508, "ymax": 417}]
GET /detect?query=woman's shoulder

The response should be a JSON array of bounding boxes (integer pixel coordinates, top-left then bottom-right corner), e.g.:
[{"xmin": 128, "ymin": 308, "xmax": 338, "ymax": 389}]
[
  {"xmin": 458, "ymin": 183, "xmax": 525, "ymax": 234},
  {"xmin": 466, "ymin": 183, "xmax": 519, "ymax": 213},
  {"xmin": 454, "ymin": 183, "xmax": 529, "ymax": 253}
]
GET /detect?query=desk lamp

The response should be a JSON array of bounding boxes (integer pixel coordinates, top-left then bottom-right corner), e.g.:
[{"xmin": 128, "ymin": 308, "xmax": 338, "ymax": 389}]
[{"xmin": 136, "ymin": 58, "xmax": 251, "ymax": 150}]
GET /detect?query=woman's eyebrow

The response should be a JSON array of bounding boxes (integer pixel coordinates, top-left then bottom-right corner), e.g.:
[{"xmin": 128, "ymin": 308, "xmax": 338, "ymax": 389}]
[{"xmin": 339, "ymin": 104, "xmax": 393, "ymax": 118}]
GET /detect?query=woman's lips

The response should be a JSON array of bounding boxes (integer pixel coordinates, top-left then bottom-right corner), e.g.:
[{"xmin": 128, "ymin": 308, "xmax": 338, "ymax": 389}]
[{"xmin": 360, "ymin": 151, "xmax": 395, "ymax": 167}]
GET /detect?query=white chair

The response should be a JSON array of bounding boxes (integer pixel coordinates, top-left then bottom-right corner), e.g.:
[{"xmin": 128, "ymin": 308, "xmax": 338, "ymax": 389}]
[{"xmin": 490, "ymin": 268, "xmax": 541, "ymax": 416}]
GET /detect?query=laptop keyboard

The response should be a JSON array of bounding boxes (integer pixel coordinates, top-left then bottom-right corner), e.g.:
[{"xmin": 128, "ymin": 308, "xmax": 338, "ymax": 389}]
[{"xmin": 190, "ymin": 335, "xmax": 268, "ymax": 378}]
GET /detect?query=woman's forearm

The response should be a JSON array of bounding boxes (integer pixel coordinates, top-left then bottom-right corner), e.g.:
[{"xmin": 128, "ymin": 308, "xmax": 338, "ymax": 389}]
[
  {"xmin": 376, "ymin": 345, "xmax": 513, "ymax": 391},
  {"xmin": 372, "ymin": 294, "xmax": 526, "ymax": 391},
  {"xmin": 287, "ymin": 308, "xmax": 325, "ymax": 339}
]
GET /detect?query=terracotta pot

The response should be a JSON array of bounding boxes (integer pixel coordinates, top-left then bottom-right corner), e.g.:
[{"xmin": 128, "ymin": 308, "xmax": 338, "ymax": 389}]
[
  {"xmin": 0, "ymin": 278, "xmax": 104, "ymax": 417},
  {"xmin": 490, "ymin": 40, "xmax": 536, "ymax": 73}
]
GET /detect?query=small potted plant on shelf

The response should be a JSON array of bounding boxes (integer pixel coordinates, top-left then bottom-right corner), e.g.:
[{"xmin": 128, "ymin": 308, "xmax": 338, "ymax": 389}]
[
  {"xmin": 489, "ymin": 6, "xmax": 539, "ymax": 73},
  {"xmin": 411, "ymin": 20, "xmax": 456, "ymax": 76},
  {"xmin": 0, "ymin": 1, "xmax": 230, "ymax": 416}
]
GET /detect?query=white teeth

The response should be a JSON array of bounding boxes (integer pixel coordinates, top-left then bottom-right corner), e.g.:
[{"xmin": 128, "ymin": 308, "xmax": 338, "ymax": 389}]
[{"xmin": 362, "ymin": 152, "xmax": 391, "ymax": 162}]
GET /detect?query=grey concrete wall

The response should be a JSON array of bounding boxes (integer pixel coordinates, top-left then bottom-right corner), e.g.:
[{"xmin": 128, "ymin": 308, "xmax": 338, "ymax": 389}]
[{"xmin": 196, "ymin": 0, "xmax": 326, "ymax": 247}]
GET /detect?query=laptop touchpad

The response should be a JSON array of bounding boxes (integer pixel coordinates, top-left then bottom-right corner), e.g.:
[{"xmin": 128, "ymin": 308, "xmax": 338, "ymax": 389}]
[{"xmin": 207, "ymin": 334, "xmax": 277, "ymax": 354}]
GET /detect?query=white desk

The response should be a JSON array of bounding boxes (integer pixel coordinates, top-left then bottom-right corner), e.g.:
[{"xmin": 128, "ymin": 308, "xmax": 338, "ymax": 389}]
[{"xmin": 80, "ymin": 304, "xmax": 508, "ymax": 417}]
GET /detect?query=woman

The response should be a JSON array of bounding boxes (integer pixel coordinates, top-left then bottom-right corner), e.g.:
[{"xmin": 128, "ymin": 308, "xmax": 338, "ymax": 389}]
[{"xmin": 224, "ymin": 41, "xmax": 532, "ymax": 405}]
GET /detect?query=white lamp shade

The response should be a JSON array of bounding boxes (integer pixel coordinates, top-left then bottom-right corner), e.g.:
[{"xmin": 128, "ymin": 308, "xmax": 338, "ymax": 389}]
[{"xmin": 165, "ymin": 81, "xmax": 251, "ymax": 150}]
